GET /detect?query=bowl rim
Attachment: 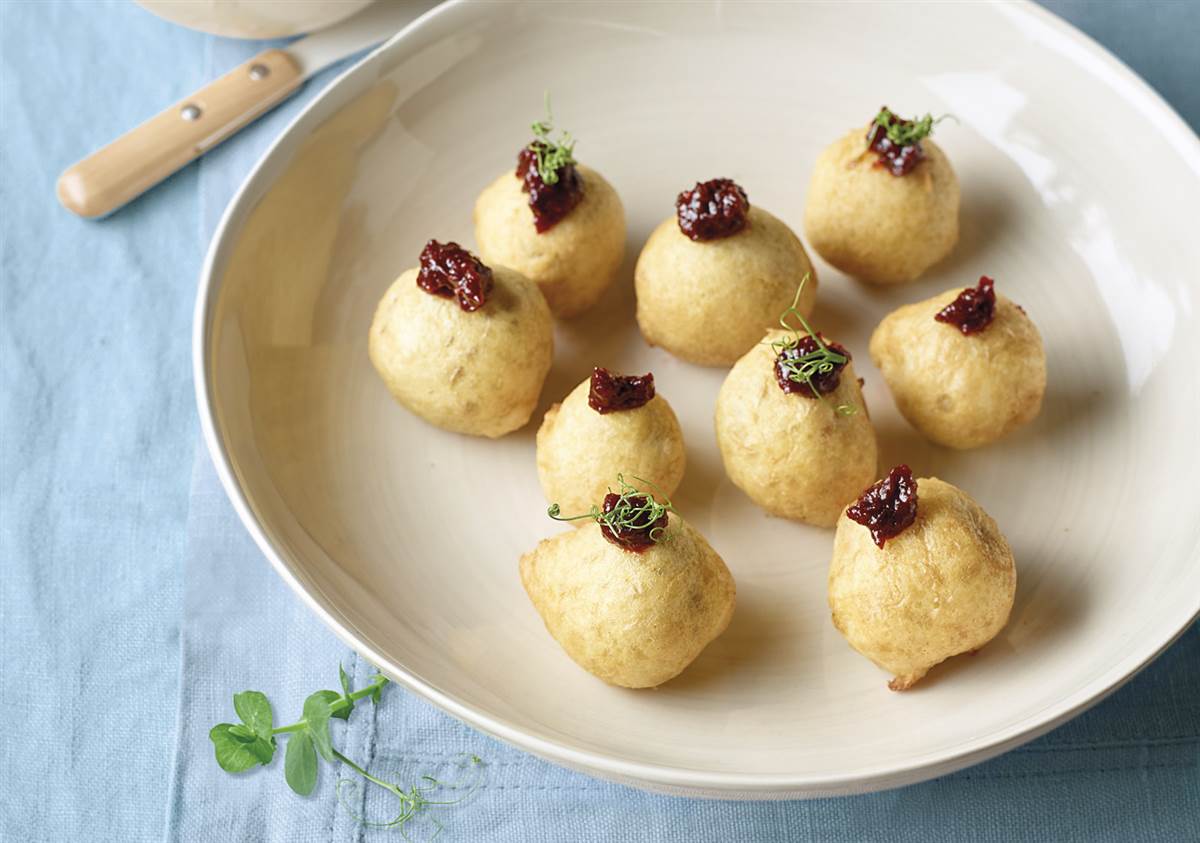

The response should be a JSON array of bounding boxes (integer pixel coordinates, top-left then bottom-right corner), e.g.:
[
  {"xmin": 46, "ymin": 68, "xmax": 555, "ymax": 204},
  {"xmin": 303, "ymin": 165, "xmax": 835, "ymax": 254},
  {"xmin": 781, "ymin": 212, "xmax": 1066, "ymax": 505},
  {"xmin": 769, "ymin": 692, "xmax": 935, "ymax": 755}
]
[{"xmin": 192, "ymin": 0, "xmax": 1200, "ymax": 796}]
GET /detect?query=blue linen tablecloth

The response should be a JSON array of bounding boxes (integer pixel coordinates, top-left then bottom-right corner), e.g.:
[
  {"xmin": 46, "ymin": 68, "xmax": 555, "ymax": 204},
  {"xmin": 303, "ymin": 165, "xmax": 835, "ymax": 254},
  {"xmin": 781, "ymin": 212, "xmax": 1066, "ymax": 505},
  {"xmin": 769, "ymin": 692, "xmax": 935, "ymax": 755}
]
[{"xmin": 1, "ymin": 2, "xmax": 1197, "ymax": 841}]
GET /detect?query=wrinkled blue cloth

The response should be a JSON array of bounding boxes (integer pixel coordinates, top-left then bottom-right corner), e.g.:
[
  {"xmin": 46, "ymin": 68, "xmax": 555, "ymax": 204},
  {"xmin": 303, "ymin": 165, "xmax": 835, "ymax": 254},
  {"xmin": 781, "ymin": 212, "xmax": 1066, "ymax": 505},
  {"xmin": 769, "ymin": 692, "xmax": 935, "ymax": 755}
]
[{"xmin": 1, "ymin": 2, "xmax": 1197, "ymax": 842}]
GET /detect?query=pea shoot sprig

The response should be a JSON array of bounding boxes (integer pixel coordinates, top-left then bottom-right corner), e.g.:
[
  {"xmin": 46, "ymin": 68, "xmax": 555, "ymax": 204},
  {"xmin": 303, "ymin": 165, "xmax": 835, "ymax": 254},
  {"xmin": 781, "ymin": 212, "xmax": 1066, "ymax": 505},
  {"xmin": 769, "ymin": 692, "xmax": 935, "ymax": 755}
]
[
  {"xmin": 530, "ymin": 93, "xmax": 576, "ymax": 186},
  {"xmin": 210, "ymin": 666, "xmax": 482, "ymax": 837},
  {"xmin": 872, "ymin": 107, "xmax": 952, "ymax": 147},
  {"xmin": 548, "ymin": 473, "xmax": 678, "ymax": 544},
  {"xmin": 769, "ymin": 275, "xmax": 857, "ymax": 417}
]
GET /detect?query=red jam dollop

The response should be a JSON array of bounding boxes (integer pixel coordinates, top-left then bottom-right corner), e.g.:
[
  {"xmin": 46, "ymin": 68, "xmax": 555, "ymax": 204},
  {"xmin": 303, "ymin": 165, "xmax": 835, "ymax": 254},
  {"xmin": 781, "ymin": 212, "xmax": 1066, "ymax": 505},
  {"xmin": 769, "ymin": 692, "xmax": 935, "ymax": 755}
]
[
  {"xmin": 599, "ymin": 493, "xmax": 667, "ymax": 553},
  {"xmin": 588, "ymin": 367, "xmax": 655, "ymax": 414},
  {"xmin": 866, "ymin": 109, "xmax": 926, "ymax": 177},
  {"xmin": 774, "ymin": 335, "xmax": 851, "ymax": 397},
  {"xmin": 417, "ymin": 240, "xmax": 493, "ymax": 312},
  {"xmin": 516, "ymin": 143, "xmax": 583, "ymax": 233},
  {"xmin": 846, "ymin": 464, "xmax": 919, "ymax": 548},
  {"xmin": 935, "ymin": 276, "xmax": 996, "ymax": 335},
  {"xmin": 675, "ymin": 178, "xmax": 749, "ymax": 241}
]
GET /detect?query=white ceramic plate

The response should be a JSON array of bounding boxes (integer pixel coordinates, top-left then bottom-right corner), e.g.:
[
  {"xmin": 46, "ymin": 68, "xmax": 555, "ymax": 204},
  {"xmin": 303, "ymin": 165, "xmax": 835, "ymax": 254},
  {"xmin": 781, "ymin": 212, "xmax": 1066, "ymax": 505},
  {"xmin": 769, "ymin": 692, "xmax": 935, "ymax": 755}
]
[{"xmin": 194, "ymin": 0, "xmax": 1200, "ymax": 798}]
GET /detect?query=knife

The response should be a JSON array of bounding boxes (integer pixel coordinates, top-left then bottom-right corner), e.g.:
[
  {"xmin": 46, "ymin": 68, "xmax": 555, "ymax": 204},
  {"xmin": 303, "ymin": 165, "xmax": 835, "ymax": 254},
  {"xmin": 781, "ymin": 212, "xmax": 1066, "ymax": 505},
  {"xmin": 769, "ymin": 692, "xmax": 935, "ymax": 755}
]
[{"xmin": 56, "ymin": 1, "xmax": 431, "ymax": 219}]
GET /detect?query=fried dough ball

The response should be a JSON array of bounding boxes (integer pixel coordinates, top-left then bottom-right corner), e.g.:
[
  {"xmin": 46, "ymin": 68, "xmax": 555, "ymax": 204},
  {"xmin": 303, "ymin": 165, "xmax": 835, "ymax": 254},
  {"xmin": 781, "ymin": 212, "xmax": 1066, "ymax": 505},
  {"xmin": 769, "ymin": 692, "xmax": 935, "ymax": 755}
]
[
  {"xmin": 536, "ymin": 370, "xmax": 685, "ymax": 518},
  {"xmin": 804, "ymin": 127, "xmax": 959, "ymax": 284},
  {"xmin": 520, "ymin": 512, "xmax": 735, "ymax": 688},
  {"xmin": 474, "ymin": 163, "xmax": 625, "ymax": 318},
  {"xmin": 368, "ymin": 243, "xmax": 553, "ymax": 438},
  {"xmin": 829, "ymin": 472, "xmax": 1016, "ymax": 690},
  {"xmin": 869, "ymin": 278, "xmax": 1046, "ymax": 449},
  {"xmin": 715, "ymin": 328, "xmax": 877, "ymax": 526},
  {"xmin": 635, "ymin": 182, "xmax": 817, "ymax": 367}
]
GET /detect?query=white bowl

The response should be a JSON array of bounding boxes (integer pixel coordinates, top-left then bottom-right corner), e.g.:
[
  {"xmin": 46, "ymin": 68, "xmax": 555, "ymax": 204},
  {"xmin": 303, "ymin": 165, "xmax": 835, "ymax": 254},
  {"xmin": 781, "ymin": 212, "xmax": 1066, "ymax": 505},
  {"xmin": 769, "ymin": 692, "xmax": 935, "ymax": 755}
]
[
  {"xmin": 194, "ymin": 0, "xmax": 1200, "ymax": 798},
  {"xmin": 136, "ymin": 0, "xmax": 375, "ymax": 39}
]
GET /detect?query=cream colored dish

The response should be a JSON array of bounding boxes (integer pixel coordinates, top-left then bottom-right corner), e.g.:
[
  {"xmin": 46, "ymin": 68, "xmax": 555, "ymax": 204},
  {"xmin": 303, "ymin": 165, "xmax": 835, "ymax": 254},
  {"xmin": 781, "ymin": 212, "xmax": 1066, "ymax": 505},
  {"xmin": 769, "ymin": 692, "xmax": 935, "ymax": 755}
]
[{"xmin": 195, "ymin": 0, "xmax": 1200, "ymax": 798}]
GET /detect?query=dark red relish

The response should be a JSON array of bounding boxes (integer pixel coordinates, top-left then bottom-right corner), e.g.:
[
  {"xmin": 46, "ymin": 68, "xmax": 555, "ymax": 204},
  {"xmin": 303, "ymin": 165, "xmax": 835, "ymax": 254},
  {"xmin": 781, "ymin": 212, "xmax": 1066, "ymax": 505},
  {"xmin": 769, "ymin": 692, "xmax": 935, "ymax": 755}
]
[
  {"xmin": 774, "ymin": 335, "xmax": 851, "ymax": 398},
  {"xmin": 935, "ymin": 276, "xmax": 997, "ymax": 335},
  {"xmin": 516, "ymin": 143, "xmax": 583, "ymax": 233},
  {"xmin": 866, "ymin": 110, "xmax": 926, "ymax": 177},
  {"xmin": 416, "ymin": 240, "xmax": 493, "ymax": 312},
  {"xmin": 846, "ymin": 465, "xmax": 919, "ymax": 549},
  {"xmin": 675, "ymin": 178, "xmax": 749, "ymax": 241},
  {"xmin": 599, "ymin": 493, "xmax": 668, "ymax": 553},
  {"xmin": 588, "ymin": 367, "xmax": 655, "ymax": 414}
]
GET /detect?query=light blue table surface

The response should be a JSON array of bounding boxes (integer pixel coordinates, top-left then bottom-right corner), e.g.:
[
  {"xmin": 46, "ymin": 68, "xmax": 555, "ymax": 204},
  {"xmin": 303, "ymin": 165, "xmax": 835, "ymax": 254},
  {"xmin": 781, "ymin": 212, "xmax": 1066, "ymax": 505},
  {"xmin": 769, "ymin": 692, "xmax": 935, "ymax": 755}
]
[{"xmin": 2, "ymin": 2, "xmax": 1197, "ymax": 841}]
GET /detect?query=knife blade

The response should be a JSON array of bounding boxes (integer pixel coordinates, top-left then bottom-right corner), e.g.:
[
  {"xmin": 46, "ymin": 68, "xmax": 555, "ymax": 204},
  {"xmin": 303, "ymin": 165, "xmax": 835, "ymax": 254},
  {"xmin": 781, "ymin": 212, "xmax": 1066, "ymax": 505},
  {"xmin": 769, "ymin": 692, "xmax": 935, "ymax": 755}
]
[{"xmin": 57, "ymin": 0, "xmax": 433, "ymax": 219}]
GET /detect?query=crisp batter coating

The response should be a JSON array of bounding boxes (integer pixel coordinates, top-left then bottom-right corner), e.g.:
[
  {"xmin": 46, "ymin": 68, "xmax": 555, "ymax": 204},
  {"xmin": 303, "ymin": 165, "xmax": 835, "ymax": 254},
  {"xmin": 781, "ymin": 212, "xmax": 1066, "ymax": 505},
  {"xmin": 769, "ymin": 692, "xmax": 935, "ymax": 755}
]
[
  {"xmin": 536, "ymin": 377, "xmax": 685, "ymax": 518},
  {"xmin": 473, "ymin": 164, "xmax": 626, "ymax": 318},
  {"xmin": 368, "ymin": 265, "xmax": 553, "ymax": 438},
  {"xmin": 828, "ymin": 477, "xmax": 1016, "ymax": 690},
  {"xmin": 804, "ymin": 129, "xmax": 959, "ymax": 285},
  {"xmin": 715, "ymin": 329, "xmax": 878, "ymax": 526},
  {"xmin": 635, "ymin": 206, "xmax": 817, "ymax": 367},
  {"xmin": 870, "ymin": 290, "xmax": 1046, "ymax": 449},
  {"xmin": 520, "ymin": 515, "xmax": 736, "ymax": 688}
]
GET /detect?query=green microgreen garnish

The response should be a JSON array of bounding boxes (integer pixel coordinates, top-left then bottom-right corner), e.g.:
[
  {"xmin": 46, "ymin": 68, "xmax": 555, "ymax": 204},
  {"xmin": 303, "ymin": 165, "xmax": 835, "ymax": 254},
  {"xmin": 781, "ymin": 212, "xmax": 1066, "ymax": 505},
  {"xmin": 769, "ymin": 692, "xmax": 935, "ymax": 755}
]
[
  {"xmin": 872, "ymin": 107, "xmax": 951, "ymax": 147},
  {"xmin": 210, "ymin": 666, "xmax": 482, "ymax": 838},
  {"xmin": 547, "ymin": 473, "xmax": 678, "ymax": 544},
  {"xmin": 769, "ymin": 274, "xmax": 857, "ymax": 417},
  {"xmin": 529, "ymin": 92, "xmax": 576, "ymax": 186}
]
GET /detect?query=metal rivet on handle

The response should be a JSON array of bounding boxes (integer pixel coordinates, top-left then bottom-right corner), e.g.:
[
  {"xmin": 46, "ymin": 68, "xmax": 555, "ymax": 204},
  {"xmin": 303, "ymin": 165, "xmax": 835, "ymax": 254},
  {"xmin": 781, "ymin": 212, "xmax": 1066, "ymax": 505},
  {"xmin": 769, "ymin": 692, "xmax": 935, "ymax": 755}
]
[
  {"xmin": 248, "ymin": 63, "xmax": 270, "ymax": 81},
  {"xmin": 180, "ymin": 104, "xmax": 202, "ymax": 121}
]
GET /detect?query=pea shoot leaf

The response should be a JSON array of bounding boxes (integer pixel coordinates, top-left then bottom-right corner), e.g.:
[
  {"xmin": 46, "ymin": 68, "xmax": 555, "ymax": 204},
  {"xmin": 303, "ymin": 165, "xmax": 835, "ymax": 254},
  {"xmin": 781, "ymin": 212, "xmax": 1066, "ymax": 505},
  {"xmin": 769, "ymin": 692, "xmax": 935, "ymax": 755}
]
[
  {"xmin": 233, "ymin": 690, "xmax": 273, "ymax": 740},
  {"xmin": 210, "ymin": 723, "xmax": 275, "ymax": 773},
  {"xmin": 303, "ymin": 690, "xmax": 340, "ymax": 761},
  {"xmin": 284, "ymin": 730, "xmax": 317, "ymax": 796}
]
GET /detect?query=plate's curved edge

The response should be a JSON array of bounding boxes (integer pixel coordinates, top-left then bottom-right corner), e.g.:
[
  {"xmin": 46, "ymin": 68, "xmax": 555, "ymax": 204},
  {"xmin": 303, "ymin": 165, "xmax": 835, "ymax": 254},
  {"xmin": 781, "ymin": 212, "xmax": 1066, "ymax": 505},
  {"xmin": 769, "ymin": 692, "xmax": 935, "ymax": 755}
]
[
  {"xmin": 191, "ymin": 0, "xmax": 1200, "ymax": 797},
  {"xmin": 1003, "ymin": 0, "xmax": 1200, "ymax": 163}
]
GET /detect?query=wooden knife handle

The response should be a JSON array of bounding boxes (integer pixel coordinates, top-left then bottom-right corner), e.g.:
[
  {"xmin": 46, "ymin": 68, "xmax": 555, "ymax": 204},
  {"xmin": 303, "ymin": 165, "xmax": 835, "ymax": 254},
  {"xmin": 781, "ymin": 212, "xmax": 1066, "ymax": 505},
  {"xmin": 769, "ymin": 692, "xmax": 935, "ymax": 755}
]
[{"xmin": 57, "ymin": 49, "xmax": 303, "ymax": 219}]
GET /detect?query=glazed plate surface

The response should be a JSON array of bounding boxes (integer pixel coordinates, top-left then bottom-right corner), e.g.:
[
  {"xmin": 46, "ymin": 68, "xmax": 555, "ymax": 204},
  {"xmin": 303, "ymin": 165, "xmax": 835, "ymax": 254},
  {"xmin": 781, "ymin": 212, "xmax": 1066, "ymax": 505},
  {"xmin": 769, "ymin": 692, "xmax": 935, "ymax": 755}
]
[{"xmin": 195, "ymin": 1, "xmax": 1200, "ymax": 797}]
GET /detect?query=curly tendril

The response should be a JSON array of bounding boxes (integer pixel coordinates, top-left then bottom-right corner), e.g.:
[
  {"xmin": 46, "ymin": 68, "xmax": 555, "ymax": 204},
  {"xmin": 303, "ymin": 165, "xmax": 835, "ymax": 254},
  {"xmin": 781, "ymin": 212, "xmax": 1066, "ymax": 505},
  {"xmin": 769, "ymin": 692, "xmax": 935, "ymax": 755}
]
[
  {"xmin": 334, "ymin": 753, "xmax": 484, "ymax": 840},
  {"xmin": 529, "ymin": 92, "xmax": 576, "ymax": 186},
  {"xmin": 767, "ymin": 275, "xmax": 856, "ymax": 416},
  {"xmin": 547, "ymin": 474, "xmax": 679, "ymax": 549}
]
